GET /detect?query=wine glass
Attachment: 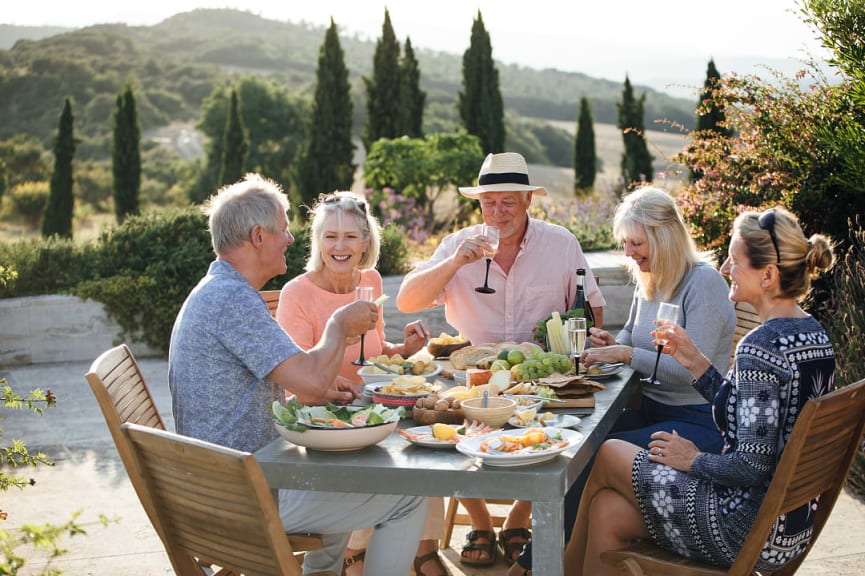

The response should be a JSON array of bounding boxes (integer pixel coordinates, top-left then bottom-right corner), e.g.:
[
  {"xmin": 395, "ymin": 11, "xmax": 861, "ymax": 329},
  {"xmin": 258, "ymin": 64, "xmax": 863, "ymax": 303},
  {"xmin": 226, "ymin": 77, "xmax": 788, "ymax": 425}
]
[
  {"xmin": 351, "ymin": 286, "xmax": 374, "ymax": 366},
  {"xmin": 475, "ymin": 225, "xmax": 499, "ymax": 294},
  {"xmin": 641, "ymin": 302, "xmax": 680, "ymax": 385},
  {"xmin": 568, "ymin": 317, "xmax": 587, "ymax": 373}
]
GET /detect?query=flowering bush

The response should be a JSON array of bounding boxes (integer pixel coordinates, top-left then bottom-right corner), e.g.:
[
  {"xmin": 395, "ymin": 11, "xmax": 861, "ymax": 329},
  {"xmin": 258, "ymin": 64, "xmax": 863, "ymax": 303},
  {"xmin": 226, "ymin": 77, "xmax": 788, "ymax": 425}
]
[
  {"xmin": 370, "ymin": 187, "xmax": 430, "ymax": 244},
  {"xmin": 529, "ymin": 188, "xmax": 618, "ymax": 251}
]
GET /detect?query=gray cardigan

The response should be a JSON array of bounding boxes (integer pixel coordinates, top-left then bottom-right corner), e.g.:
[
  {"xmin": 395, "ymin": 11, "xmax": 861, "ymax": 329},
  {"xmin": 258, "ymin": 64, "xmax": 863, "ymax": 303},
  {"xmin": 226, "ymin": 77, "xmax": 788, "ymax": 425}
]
[{"xmin": 617, "ymin": 262, "xmax": 735, "ymax": 406}]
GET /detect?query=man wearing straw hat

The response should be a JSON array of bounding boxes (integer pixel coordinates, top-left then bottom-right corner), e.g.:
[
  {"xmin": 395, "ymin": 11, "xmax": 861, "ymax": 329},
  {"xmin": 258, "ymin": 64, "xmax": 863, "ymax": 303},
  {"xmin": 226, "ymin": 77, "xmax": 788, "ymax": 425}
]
[{"xmin": 397, "ymin": 152, "xmax": 605, "ymax": 568}]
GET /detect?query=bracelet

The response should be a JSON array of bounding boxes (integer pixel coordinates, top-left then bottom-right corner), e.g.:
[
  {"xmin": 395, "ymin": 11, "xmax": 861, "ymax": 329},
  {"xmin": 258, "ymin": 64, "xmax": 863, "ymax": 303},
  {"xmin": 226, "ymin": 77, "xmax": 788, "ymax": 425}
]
[{"xmin": 628, "ymin": 347, "xmax": 635, "ymax": 365}]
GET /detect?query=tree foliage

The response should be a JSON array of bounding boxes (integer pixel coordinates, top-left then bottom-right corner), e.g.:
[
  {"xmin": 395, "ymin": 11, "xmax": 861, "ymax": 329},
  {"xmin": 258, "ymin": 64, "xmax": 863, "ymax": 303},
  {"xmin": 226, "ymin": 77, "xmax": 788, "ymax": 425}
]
[
  {"xmin": 112, "ymin": 83, "xmax": 141, "ymax": 223},
  {"xmin": 398, "ymin": 37, "xmax": 426, "ymax": 139},
  {"xmin": 362, "ymin": 9, "xmax": 402, "ymax": 152},
  {"xmin": 294, "ymin": 19, "xmax": 355, "ymax": 214},
  {"xmin": 218, "ymin": 89, "xmax": 248, "ymax": 187},
  {"xmin": 364, "ymin": 131, "xmax": 483, "ymax": 230},
  {"xmin": 41, "ymin": 98, "xmax": 75, "ymax": 238},
  {"xmin": 617, "ymin": 75, "xmax": 653, "ymax": 187},
  {"xmin": 192, "ymin": 77, "xmax": 307, "ymax": 204},
  {"xmin": 695, "ymin": 59, "xmax": 729, "ymax": 136},
  {"xmin": 574, "ymin": 97, "xmax": 597, "ymax": 192},
  {"xmin": 458, "ymin": 11, "xmax": 505, "ymax": 155}
]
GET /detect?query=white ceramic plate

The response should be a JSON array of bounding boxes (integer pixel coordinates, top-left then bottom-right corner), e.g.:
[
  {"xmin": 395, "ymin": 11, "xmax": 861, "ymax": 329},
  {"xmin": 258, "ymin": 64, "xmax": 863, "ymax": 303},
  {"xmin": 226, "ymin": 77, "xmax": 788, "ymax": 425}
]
[
  {"xmin": 357, "ymin": 363, "xmax": 443, "ymax": 385},
  {"xmin": 456, "ymin": 427, "xmax": 583, "ymax": 467},
  {"xmin": 508, "ymin": 414, "xmax": 581, "ymax": 429},
  {"xmin": 274, "ymin": 420, "xmax": 397, "ymax": 451},
  {"xmin": 584, "ymin": 363, "xmax": 624, "ymax": 380},
  {"xmin": 399, "ymin": 425, "xmax": 461, "ymax": 449}
]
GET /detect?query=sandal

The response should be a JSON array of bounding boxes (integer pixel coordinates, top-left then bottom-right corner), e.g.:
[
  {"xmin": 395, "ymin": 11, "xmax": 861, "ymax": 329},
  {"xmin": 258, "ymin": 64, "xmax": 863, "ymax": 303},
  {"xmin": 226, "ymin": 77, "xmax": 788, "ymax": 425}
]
[
  {"xmin": 341, "ymin": 549, "xmax": 365, "ymax": 576},
  {"xmin": 459, "ymin": 529, "xmax": 497, "ymax": 566},
  {"xmin": 498, "ymin": 528, "xmax": 531, "ymax": 566},
  {"xmin": 413, "ymin": 549, "xmax": 451, "ymax": 576}
]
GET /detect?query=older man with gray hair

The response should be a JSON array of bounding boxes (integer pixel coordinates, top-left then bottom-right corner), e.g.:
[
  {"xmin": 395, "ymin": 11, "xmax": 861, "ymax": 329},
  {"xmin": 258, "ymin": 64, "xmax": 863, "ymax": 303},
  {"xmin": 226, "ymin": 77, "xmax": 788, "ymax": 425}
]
[{"xmin": 169, "ymin": 173, "xmax": 426, "ymax": 576}]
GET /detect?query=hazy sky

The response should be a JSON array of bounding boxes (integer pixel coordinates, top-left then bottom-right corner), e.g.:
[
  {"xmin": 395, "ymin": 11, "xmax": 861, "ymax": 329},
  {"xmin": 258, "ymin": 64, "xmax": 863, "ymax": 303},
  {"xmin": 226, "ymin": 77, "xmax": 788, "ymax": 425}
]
[{"xmin": 4, "ymin": 1, "xmax": 830, "ymax": 97}]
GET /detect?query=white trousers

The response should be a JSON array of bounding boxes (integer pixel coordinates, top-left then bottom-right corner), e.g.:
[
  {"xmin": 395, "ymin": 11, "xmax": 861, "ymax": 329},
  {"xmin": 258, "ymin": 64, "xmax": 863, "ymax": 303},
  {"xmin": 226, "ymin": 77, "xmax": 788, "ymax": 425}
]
[{"xmin": 279, "ymin": 489, "xmax": 428, "ymax": 576}]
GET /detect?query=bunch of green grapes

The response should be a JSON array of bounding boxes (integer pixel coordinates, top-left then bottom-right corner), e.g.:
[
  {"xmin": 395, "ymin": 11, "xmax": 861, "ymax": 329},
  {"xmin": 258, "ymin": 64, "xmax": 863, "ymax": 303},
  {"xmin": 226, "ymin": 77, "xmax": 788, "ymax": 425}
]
[{"xmin": 511, "ymin": 350, "xmax": 574, "ymax": 381}]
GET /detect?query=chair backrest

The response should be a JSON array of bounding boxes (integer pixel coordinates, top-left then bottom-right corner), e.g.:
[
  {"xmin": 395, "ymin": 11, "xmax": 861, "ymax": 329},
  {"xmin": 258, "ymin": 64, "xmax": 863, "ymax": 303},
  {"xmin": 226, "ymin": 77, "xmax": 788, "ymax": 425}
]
[
  {"xmin": 121, "ymin": 422, "xmax": 303, "ymax": 576},
  {"xmin": 729, "ymin": 377, "xmax": 865, "ymax": 575},
  {"xmin": 730, "ymin": 301, "xmax": 761, "ymax": 363},
  {"xmin": 261, "ymin": 289, "xmax": 281, "ymax": 319}
]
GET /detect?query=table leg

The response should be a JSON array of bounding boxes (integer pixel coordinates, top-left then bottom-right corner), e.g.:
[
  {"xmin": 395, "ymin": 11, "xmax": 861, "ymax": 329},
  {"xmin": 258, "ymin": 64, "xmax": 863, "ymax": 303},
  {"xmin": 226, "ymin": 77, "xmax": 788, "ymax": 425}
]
[{"xmin": 531, "ymin": 500, "xmax": 564, "ymax": 575}]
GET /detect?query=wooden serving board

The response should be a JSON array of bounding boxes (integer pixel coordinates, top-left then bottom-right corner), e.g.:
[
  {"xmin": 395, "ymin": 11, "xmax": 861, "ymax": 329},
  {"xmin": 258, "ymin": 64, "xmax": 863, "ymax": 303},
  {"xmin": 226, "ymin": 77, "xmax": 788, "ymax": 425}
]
[{"xmin": 549, "ymin": 395, "xmax": 595, "ymax": 409}]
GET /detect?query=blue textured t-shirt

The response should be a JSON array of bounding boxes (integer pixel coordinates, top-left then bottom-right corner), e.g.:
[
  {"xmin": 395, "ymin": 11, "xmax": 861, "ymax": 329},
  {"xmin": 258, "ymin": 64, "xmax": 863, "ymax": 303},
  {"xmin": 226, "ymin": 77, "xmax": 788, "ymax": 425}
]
[{"xmin": 169, "ymin": 260, "xmax": 300, "ymax": 453}]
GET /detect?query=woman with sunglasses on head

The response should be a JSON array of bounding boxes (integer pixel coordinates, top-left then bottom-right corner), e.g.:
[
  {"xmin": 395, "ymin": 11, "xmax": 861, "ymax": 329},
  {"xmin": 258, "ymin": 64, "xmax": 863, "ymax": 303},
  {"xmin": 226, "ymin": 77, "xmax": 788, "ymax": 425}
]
[
  {"xmin": 563, "ymin": 207, "xmax": 836, "ymax": 576},
  {"xmin": 276, "ymin": 191, "xmax": 447, "ymax": 576}
]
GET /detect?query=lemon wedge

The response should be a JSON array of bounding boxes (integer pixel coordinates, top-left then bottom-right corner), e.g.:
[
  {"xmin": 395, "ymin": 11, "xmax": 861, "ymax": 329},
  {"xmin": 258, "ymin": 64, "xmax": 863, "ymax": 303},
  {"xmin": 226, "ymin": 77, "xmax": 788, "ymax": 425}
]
[{"xmin": 432, "ymin": 423, "xmax": 457, "ymax": 441}]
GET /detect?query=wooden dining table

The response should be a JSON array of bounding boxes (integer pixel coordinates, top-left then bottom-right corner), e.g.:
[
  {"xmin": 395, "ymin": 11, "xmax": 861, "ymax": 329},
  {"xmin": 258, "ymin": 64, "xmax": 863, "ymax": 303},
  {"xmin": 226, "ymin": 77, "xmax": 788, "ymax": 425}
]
[{"xmin": 254, "ymin": 367, "xmax": 638, "ymax": 576}]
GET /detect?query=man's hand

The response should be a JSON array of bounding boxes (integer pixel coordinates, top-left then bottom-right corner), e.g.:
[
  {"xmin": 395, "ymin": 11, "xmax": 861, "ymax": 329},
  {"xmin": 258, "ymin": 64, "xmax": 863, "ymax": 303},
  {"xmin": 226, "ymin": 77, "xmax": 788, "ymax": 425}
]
[
  {"xmin": 334, "ymin": 300, "xmax": 379, "ymax": 338},
  {"xmin": 323, "ymin": 376, "xmax": 361, "ymax": 404},
  {"xmin": 453, "ymin": 233, "xmax": 494, "ymax": 266}
]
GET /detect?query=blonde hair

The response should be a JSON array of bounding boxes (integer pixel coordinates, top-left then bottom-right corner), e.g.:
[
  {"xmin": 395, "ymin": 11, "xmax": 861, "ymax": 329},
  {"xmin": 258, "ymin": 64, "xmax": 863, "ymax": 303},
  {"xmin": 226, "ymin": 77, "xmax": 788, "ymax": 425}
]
[
  {"xmin": 202, "ymin": 173, "xmax": 290, "ymax": 255},
  {"xmin": 613, "ymin": 187, "xmax": 703, "ymax": 301},
  {"xmin": 734, "ymin": 207, "xmax": 835, "ymax": 300},
  {"xmin": 306, "ymin": 191, "xmax": 381, "ymax": 272}
]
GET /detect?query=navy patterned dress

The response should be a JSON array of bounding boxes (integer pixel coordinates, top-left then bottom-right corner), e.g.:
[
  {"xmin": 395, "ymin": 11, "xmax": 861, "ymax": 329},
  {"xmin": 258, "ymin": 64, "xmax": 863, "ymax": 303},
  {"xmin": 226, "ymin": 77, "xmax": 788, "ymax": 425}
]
[{"xmin": 632, "ymin": 316, "xmax": 835, "ymax": 570}]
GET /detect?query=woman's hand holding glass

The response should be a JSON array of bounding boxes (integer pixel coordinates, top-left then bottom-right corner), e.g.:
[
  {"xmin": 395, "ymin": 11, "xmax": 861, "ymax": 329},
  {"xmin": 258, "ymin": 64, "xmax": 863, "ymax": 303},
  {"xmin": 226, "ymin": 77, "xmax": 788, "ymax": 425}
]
[
  {"xmin": 657, "ymin": 323, "xmax": 713, "ymax": 380},
  {"xmin": 641, "ymin": 302, "xmax": 680, "ymax": 385}
]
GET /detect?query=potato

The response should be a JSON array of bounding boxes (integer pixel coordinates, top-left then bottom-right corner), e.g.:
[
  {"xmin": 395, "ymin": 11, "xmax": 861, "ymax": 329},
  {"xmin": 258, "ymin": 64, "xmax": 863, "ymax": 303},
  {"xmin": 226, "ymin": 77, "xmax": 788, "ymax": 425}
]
[
  {"xmin": 423, "ymin": 395, "xmax": 438, "ymax": 409},
  {"xmin": 433, "ymin": 399, "xmax": 449, "ymax": 411}
]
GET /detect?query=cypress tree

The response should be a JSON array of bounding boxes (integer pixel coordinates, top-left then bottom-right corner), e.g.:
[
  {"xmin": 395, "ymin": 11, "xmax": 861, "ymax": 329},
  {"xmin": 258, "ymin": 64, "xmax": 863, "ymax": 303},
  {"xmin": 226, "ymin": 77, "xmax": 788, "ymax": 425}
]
[
  {"xmin": 459, "ymin": 11, "xmax": 505, "ymax": 154},
  {"xmin": 218, "ymin": 89, "xmax": 248, "ymax": 187},
  {"xmin": 574, "ymin": 97, "xmax": 597, "ymax": 192},
  {"xmin": 696, "ymin": 59, "xmax": 729, "ymax": 135},
  {"xmin": 112, "ymin": 83, "xmax": 141, "ymax": 224},
  {"xmin": 617, "ymin": 75, "xmax": 653, "ymax": 186},
  {"xmin": 362, "ymin": 9, "xmax": 402, "ymax": 152},
  {"xmin": 42, "ymin": 98, "xmax": 75, "ymax": 238},
  {"xmin": 398, "ymin": 37, "xmax": 426, "ymax": 138},
  {"xmin": 294, "ymin": 19, "xmax": 355, "ymax": 214}
]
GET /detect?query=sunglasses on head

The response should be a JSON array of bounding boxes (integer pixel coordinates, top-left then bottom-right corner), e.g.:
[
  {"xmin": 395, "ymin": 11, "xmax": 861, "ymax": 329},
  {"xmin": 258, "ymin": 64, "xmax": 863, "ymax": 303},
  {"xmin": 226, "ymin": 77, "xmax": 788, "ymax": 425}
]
[
  {"xmin": 321, "ymin": 194, "xmax": 367, "ymax": 214},
  {"xmin": 758, "ymin": 209, "xmax": 781, "ymax": 264}
]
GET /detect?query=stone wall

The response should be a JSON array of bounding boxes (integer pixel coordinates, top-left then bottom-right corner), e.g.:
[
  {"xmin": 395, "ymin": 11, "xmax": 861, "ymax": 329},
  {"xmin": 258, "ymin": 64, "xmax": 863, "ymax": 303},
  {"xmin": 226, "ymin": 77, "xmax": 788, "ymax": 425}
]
[{"xmin": 0, "ymin": 252, "xmax": 633, "ymax": 367}]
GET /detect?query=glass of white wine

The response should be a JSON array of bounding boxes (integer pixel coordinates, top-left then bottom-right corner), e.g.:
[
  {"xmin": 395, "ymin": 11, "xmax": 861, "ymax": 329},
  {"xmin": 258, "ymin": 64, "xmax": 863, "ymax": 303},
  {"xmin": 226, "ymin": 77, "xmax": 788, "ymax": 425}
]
[
  {"xmin": 475, "ymin": 225, "xmax": 499, "ymax": 294},
  {"xmin": 568, "ymin": 317, "xmax": 587, "ymax": 372},
  {"xmin": 351, "ymin": 286, "xmax": 374, "ymax": 366},
  {"xmin": 641, "ymin": 302, "xmax": 680, "ymax": 385}
]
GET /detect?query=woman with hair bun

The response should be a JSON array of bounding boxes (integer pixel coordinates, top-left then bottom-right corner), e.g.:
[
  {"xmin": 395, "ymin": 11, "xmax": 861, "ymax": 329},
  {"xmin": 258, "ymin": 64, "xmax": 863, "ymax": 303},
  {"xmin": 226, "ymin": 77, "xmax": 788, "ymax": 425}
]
[{"xmin": 564, "ymin": 206, "xmax": 837, "ymax": 575}]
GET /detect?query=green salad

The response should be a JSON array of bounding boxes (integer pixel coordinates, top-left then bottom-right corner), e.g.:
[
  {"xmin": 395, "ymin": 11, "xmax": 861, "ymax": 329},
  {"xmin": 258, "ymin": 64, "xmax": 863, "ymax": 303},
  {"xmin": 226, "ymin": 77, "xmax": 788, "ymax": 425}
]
[{"xmin": 272, "ymin": 398, "xmax": 404, "ymax": 432}]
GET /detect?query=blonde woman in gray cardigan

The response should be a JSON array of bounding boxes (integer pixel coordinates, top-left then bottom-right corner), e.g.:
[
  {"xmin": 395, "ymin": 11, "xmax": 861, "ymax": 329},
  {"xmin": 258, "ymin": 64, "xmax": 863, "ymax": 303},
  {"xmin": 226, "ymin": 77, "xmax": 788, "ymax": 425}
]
[{"xmin": 508, "ymin": 185, "xmax": 735, "ymax": 576}]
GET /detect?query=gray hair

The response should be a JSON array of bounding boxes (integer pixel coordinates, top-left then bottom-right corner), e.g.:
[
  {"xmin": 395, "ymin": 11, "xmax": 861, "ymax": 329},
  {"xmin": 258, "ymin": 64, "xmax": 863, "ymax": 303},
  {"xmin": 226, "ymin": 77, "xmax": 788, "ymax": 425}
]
[
  {"xmin": 306, "ymin": 191, "xmax": 381, "ymax": 272},
  {"xmin": 202, "ymin": 173, "xmax": 290, "ymax": 255}
]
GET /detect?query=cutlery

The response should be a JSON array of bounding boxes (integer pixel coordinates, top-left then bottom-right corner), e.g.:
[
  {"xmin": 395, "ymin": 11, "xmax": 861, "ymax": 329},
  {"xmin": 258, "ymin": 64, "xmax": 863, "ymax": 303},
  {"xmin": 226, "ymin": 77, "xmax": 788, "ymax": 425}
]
[
  {"xmin": 503, "ymin": 394, "xmax": 565, "ymax": 403},
  {"xmin": 373, "ymin": 362, "xmax": 401, "ymax": 374}
]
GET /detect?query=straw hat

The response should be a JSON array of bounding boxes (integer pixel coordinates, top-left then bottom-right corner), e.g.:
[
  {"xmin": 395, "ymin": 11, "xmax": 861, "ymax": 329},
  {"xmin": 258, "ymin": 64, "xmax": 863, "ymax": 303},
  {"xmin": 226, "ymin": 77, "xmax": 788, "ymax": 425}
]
[{"xmin": 458, "ymin": 152, "xmax": 547, "ymax": 199}]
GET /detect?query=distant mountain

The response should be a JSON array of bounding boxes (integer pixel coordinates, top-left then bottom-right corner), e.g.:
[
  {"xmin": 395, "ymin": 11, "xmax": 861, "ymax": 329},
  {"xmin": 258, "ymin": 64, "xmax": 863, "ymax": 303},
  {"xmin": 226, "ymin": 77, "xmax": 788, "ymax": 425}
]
[
  {"xmin": 0, "ymin": 24, "xmax": 71, "ymax": 49},
  {"xmin": 0, "ymin": 9, "xmax": 697, "ymax": 156}
]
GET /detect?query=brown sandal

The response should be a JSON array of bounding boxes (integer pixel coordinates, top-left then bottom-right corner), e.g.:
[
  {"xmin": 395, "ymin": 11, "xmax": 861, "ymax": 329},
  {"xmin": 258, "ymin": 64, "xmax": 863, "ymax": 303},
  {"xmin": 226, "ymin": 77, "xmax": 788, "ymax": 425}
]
[
  {"xmin": 459, "ymin": 529, "xmax": 497, "ymax": 566},
  {"xmin": 340, "ymin": 549, "xmax": 365, "ymax": 576},
  {"xmin": 498, "ymin": 528, "xmax": 531, "ymax": 566},
  {"xmin": 413, "ymin": 549, "xmax": 451, "ymax": 576}
]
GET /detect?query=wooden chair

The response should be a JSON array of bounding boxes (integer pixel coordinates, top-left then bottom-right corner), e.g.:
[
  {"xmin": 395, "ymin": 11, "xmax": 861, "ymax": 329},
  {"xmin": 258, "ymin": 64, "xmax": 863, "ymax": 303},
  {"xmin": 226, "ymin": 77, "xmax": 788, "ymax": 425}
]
[
  {"xmin": 122, "ymin": 422, "xmax": 331, "ymax": 576},
  {"xmin": 730, "ymin": 301, "xmax": 761, "ymax": 364},
  {"xmin": 601, "ymin": 377, "xmax": 865, "ymax": 576},
  {"xmin": 261, "ymin": 289, "xmax": 281, "ymax": 319},
  {"xmin": 86, "ymin": 344, "xmax": 321, "ymax": 573},
  {"xmin": 441, "ymin": 497, "xmax": 515, "ymax": 549}
]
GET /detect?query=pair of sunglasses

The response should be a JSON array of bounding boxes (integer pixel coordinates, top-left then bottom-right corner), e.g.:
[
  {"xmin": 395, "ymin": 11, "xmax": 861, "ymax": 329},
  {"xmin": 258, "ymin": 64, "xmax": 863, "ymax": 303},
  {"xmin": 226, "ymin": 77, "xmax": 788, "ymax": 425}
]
[
  {"xmin": 321, "ymin": 194, "xmax": 367, "ymax": 214},
  {"xmin": 758, "ymin": 209, "xmax": 781, "ymax": 264}
]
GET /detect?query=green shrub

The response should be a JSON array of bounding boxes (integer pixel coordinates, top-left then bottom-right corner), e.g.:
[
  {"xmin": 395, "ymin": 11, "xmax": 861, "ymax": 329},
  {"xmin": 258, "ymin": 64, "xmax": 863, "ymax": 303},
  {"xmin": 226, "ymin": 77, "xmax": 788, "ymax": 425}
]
[
  {"xmin": 0, "ymin": 236, "xmax": 91, "ymax": 298},
  {"xmin": 821, "ymin": 217, "xmax": 865, "ymax": 500},
  {"xmin": 77, "ymin": 208, "xmax": 213, "ymax": 351},
  {"xmin": 8, "ymin": 181, "xmax": 49, "ymax": 226},
  {"xmin": 378, "ymin": 224, "xmax": 411, "ymax": 275}
]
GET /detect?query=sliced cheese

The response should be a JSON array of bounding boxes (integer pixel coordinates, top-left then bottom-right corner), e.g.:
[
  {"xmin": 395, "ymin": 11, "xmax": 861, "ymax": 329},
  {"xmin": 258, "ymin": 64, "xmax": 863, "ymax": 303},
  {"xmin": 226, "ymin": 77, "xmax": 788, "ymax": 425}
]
[
  {"xmin": 466, "ymin": 368, "xmax": 492, "ymax": 387},
  {"xmin": 489, "ymin": 370, "xmax": 512, "ymax": 393}
]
